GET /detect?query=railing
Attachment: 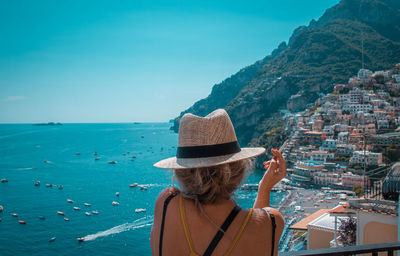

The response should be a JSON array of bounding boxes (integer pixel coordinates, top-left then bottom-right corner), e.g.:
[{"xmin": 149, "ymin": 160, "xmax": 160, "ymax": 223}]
[{"xmin": 279, "ymin": 242, "xmax": 400, "ymax": 256}]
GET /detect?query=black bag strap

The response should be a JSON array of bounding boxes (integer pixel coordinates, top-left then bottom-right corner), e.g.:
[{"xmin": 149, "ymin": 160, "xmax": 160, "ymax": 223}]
[
  {"xmin": 159, "ymin": 191, "xmax": 179, "ymax": 256},
  {"xmin": 263, "ymin": 208, "xmax": 276, "ymax": 256},
  {"xmin": 203, "ymin": 205, "xmax": 241, "ymax": 256}
]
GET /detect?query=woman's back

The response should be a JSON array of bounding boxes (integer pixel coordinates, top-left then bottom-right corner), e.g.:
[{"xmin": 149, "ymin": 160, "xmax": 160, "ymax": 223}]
[{"xmin": 151, "ymin": 188, "xmax": 284, "ymax": 256}]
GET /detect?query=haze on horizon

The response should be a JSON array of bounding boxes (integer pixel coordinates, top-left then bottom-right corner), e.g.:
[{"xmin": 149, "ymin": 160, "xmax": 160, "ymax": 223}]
[{"xmin": 0, "ymin": 0, "xmax": 339, "ymax": 123}]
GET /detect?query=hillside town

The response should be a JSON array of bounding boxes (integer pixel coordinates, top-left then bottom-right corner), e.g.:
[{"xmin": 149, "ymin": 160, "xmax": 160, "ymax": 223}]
[
  {"xmin": 282, "ymin": 64, "xmax": 400, "ymax": 191},
  {"xmin": 275, "ymin": 64, "xmax": 400, "ymax": 253}
]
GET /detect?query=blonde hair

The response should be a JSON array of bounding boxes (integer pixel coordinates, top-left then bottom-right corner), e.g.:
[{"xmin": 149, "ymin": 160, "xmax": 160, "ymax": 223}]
[{"xmin": 175, "ymin": 159, "xmax": 251, "ymax": 204}]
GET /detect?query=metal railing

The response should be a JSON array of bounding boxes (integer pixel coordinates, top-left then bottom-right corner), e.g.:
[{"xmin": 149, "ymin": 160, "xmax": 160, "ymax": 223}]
[{"xmin": 279, "ymin": 242, "xmax": 400, "ymax": 256}]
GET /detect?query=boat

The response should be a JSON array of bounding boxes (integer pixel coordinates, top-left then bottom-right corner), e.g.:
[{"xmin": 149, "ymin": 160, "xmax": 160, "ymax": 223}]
[
  {"xmin": 0, "ymin": 218, "xmax": 2, "ymax": 222},
  {"xmin": 46, "ymin": 184, "xmax": 54, "ymax": 188},
  {"xmin": 85, "ymin": 212, "xmax": 91, "ymax": 216},
  {"xmin": 67, "ymin": 199, "xmax": 74, "ymax": 203},
  {"xmin": 18, "ymin": 220, "xmax": 27, "ymax": 224},
  {"xmin": 1, "ymin": 178, "xmax": 8, "ymax": 183},
  {"xmin": 122, "ymin": 153, "xmax": 126, "ymax": 156},
  {"xmin": 139, "ymin": 186, "xmax": 148, "ymax": 190},
  {"xmin": 112, "ymin": 201, "xmax": 119, "ymax": 206},
  {"xmin": 58, "ymin": 185, "xmax": 63, "ymax": 190},
  {"xmin": 94, "ymin": 152, "xmax": 98, "ymax": 156},
  {"xmin": 129, "ymin": 183, "xmax": 138, "ymax": 188},
  {"xmin": 49, "ymin": 237, "xmax": 56, "ymax": 242},
  {"xmin": 34, "ymin": 181, "xmax": 40, "ymax": 186},
  {"xmin": 95, "ymin": 157, "xmax": 101, "ymax": 160},
  {"xmin": 135, "ymin": 208, "xmax": 146, "ymax": 213},
  {"xmin": 83, "ymin": 203, "xmax": 91, "ymax": 207},
  {"xmin": 130, "ymin": 159, "xmax": 135, "ymax": 161},
  {"xmin": 77, "ymin": 237, "xmax": 85, "ymax": 242},
  {"xmin": 92, "ymin": 210, "xmax": 99, "ymax": 215},
  {"xmin": 12, "ymin": 213, "xmax": 18, "ymax": 217},
  {"xmin": 116, "ymin": 192, "xmax": 119, "ymax": 196},
  {"xmin": 64, "ymin": 217, "xmax": 69, "ymax": 221},
  {"xmin": 131, "ymin": 155, "xmax": 136, "ymax": 158},
  {"xmin": 108, "ymin": 161, "xmax": 117, "ymax": 164},
  {"xmin": 39, "ymin": 216, "xmax": 46, "ymax": 220},
  {"xmin": 43, "ymin": 160, "xmax": 49, "ymax": 163},
  {"xmin": 75, "ymin": 152, "xmax": 81, "ymax": 155},
  {"xmin": 57, "ymin": 211, "xmax": 65, "ymax": 215},
  {"xmin": 141, "ymin": 135, "xmax": 144, "ymax": 138},
  {"xmin": 0, "ymin": 205, "xmax": 3, "ymax": 212},
  {"xmin": 73, "ymin": 207, "xmax": 81, "ymax": 211}
]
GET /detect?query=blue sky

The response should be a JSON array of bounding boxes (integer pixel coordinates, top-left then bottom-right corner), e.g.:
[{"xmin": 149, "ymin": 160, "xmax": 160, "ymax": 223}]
[{"xmin": 0, "ymin": 0, "xmax": 339, "ymax": 123}]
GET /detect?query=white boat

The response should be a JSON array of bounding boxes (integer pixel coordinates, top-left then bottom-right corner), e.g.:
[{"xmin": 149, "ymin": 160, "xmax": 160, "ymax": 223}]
[
  {"xmin": 19, "ymin": 220, "xmax": 27, "ymax": 224},
  {"xmin": 64, "ymin": 217, "xmax": 69, "ymax": 221},
  {"xmin": 1, "ymin": 178, "xmax": 8, "ymax": 183},
  {"xmin": 0, "ymin": 205, "xmax": 3, "ymax": 212},
  {"xmin": 67, "ymin": 199, "xmax": 74, "ymax": 203},
  {"xmin": 129, "ymin": 183, "xmax": 138, "ymax": 188},
  {"xmin": 58, "ymin": 185, "xmax": 63, "ymax": 190},
  {"xmin": 116, "ymin": 192, "xmax": 120, "ymax": 196},
  {"xmin": 112, "ymin": 201, "xmax": 119, "ymax": 206},
  {"xmin": 49, "ymin": 237, "xmax": 56, "ymax": 242},
  {"xmin": 85, "ymin": 212, "xmax": 91, "ymax": 216},
  {"xmin": 34, "ymin": 181, "xmax": 40, "ymax": 186},
  {"xmin": 92, "ymin": 210, "xmax": 99, "ymax": 215},
  {"xmin": 108, "ymin": 161, "xmax": 117, "ymax": 164},
  {"xmin": 73, "ymin": 207, "xmax": 81, "ymax": 211},
  {"xmin": 139, "ymin": 186, "xmax": 148, "ymax": 190},
  {"xmin": 135, "ymin": 208, "xmax": 146, "ymax": 213},
  {"xmin": 77, "ymin": 237, "xmax": 85, "ymax": 242},
  {"xmin": 95, "ymin": 157, "xmax": 101, "ymax": 160},
  {"xmin": 12, "ymin": 213, "xmax": 18, "ymax": 217},
  {"xmin": 84, "ymin": 203, "xmax": 91, "ymax": 207},
  {"xmin": 57, "ymin": 211, "xmax": 65, "ymax": 215}
]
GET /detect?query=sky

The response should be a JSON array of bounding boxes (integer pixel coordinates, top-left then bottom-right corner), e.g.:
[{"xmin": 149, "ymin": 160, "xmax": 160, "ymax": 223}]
[{"xmin": 0, "ymin": 0, "xmax": 340, "ymax": 123}]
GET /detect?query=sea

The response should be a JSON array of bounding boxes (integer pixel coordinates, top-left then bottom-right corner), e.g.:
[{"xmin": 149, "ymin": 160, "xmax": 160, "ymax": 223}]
[{"xmin": 0, "ymin": 123, "xmax": 286, "ymax": 256}]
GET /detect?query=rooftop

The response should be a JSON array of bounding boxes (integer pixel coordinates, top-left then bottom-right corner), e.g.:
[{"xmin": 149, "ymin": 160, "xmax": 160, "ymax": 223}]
[{"xmin": 289, "ymin": 209, "xmax": 330, "ymax": 230}]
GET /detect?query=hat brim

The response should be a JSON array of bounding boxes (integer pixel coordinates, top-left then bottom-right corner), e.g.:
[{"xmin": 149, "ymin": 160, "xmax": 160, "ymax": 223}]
[{"xmin": 153, "ymin": 147, "xmax": 266, "ymax": 169}]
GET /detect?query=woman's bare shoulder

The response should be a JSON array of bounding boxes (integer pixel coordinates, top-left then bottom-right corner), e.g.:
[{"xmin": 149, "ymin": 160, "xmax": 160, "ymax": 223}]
[
  {"xmin": 251, "ymin": 207, "xmax": 285, "ymax": 230},
  {"xmin": 155, "ymin": 187, "xmax": 180, "ymax": 206}
]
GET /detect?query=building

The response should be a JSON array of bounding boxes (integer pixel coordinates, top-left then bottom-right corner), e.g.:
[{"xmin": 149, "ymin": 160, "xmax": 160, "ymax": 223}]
[
  {"xmin": 368, "ymin": 132, "xmax": 400, "ymax": 147},
  {"xmin": 314, "ymin": 170, "xmax": 341, "ymax": 186},
  {"xmin": 345, "ymin": 198, "xmax": 398, "ymax": 248},
  {"xmin": 341, "ymin": 172, "xmax": 370, "ymax": 187},
  {"xmin": 336, "ymin": 144, "xmax": 355, "ymax": 157},
  {"xmin": 358, "ymin": 69, "xmax": 373, "ymax": 80},
  {"xmin": 312, "ymin": 150, "xmax": 329, "ymax": 162},
  {"xmin": 337, "ymin": 132, "xmax": 349, "ymax": 144},
  {"xmin": 304, "ymin": 131, "xmax": 327, "ymax": 146},
  {"xmin": 350, "ymin": 150, "xmax": 382, "ymax": 166}
]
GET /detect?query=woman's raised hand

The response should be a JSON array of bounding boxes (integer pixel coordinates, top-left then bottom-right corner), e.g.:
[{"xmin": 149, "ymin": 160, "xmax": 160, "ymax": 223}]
[{"xmin": 259, "ymin": 148, "xmax": 287, "ymax": 191}]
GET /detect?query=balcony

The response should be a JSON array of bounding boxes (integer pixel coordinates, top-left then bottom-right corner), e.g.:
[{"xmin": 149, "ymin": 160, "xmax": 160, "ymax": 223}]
[{"xmin": 279, "ymin": 242, "xmax": 400, "ymax": 256}]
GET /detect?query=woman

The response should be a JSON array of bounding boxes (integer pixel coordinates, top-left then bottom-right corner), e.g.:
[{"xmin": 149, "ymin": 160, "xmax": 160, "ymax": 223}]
[{"xmin": 151, "ymin": 109, "xmax": 286, "ymax": 256}]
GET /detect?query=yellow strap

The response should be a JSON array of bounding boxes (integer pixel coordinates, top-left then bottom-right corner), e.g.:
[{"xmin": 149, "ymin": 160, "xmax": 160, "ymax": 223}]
[
  {"xmin": 179, "ymin": 195, "xmax": 199, "ymax": 256},
  {"xmin": 223, "ymin": 208, "xmax": 253, "ymax": 256}
]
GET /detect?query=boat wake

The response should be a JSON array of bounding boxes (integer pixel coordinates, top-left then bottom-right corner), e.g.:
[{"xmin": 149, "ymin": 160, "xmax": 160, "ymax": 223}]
[{"xmin": 81, "ymin": 216, "xmax": 153, "ymax": 242}]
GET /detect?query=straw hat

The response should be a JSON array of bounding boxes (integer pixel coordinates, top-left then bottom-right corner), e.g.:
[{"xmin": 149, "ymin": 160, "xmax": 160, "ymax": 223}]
[{"xmin": 154, "ymin": 109, "xmax": 266, "ymax": 169}]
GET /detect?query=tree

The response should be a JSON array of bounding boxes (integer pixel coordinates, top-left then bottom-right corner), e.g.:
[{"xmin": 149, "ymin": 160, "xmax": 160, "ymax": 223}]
[
  {"xmin": 338, "ymin": 217, "xmax": 356, "ymax": 246},
  {"xmin": 352, "ymin": 183, "xmax": 364, "ymax": 197}
]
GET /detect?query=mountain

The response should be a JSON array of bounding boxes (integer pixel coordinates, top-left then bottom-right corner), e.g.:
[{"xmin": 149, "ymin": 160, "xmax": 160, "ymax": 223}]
[{"xmin": 172, "ymin": 0, "xmax": 400, "ymax": 152}]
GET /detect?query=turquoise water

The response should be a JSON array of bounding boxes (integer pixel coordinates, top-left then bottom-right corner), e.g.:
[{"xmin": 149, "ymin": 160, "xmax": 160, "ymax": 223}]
[{"xmin": 0, "ymin": 123, "xmax": 284, "ymax": 255}]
